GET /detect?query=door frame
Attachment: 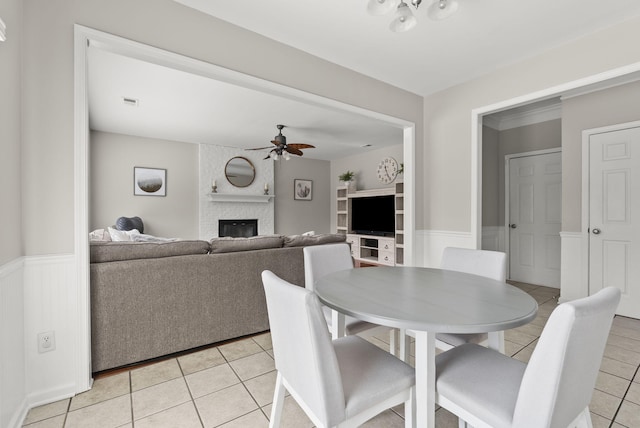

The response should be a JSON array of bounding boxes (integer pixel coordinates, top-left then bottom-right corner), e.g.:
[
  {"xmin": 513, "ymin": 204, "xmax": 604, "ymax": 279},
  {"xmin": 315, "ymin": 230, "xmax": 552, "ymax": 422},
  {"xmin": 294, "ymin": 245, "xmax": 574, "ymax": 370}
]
[
  {"xmin": 581, "ymin": 120, "xmax": 640, "ymax": 296},
  {"xmin": 74, "ymin": 25, "xmax": 416, "ymax": 392},
  {"xmin": 504, "ymin": 148, "xmax": 562, "ymax": 280},
  {"xmin": 472, "ymin": 63, "xmax": 640, "ymax": 250}
]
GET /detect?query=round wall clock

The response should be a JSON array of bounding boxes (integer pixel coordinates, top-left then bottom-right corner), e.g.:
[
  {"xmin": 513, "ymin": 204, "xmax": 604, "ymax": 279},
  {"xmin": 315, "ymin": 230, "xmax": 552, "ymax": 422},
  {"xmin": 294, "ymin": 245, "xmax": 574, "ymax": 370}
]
[{"xmin": 376, "ymin": 157, "xmax": 398, "ymax": 184}]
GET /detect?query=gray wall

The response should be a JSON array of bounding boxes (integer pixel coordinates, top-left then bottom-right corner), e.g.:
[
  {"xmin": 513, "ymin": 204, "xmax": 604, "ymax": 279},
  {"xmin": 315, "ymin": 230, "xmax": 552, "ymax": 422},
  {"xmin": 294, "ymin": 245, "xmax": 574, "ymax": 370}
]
[
  {"xmin": 0, "ymin": 0, "xmax": 22, "ymax": 265},
  {"xmin": 562, "ymin": 80, "xmax": 640, "ymax": 231},
  {"xmin": 91, "ymin": 131, "xmax": 333, "ymax": 238},
  {"xmin": 330, "ymin": 144, "xmax": 404, "ymax": 232},
  {"xmin": 275, "ymin": 158, "xmax": 331, "ymax": 235},
  {"xmin": 0, "ymin": 1, "xmax": 26, "ymax": 425},
  {"xmin": 423, "ymin": 15, "xmax": 640, "ymax": 233},
  {"xmin": 482, "ymin": 126, "xmax": 500, "ymax": 227},
  {"xmin": 90, "ymin": 131, "xmax": 200, "ymax": 239},
  {"xmin": 20, "ymin": 0, "xmax": 423, "ymax": 256},
  {"xmin": 482, "ymin": 120, "xmax": 561, "ymax": 227}
]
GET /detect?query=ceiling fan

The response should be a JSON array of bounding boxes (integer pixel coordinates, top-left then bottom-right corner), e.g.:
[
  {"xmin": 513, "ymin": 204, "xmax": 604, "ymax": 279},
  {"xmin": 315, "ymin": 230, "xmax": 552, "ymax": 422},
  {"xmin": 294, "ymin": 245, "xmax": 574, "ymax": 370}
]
[{"xmin": 248, "ymin": 124, "xmax": 315, "ymax": 160}]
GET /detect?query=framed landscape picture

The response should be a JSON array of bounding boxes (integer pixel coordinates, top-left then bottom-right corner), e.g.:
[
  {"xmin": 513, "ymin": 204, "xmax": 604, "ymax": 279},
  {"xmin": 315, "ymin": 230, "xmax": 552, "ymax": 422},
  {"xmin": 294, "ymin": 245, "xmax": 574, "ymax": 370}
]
[
  {"xmin": 294, "ymin": 179, "xmax": 312, "ymax": 201},
  {"xmin": 134, "ymin": 167, "xmax": 166, "ymax": 196}
]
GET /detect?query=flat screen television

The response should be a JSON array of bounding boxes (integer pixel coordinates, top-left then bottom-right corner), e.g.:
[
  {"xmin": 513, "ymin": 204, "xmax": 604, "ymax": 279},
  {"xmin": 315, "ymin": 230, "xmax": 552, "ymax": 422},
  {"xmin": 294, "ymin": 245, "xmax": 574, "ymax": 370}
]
[{"xmin": 351, "ymin": 195, "xmax": 395, "ymax": 237}]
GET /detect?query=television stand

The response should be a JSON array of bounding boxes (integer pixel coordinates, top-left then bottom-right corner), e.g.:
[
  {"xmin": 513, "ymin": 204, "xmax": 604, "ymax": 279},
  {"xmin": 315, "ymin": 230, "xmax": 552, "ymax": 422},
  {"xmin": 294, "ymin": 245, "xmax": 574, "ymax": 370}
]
[
  {"xmin": 336, "ymin": 182, "xmax": 404, "ymax": 266},
  {"xmin": 346, "ymin": 234, "xmax": 395, "ymax": 266}
]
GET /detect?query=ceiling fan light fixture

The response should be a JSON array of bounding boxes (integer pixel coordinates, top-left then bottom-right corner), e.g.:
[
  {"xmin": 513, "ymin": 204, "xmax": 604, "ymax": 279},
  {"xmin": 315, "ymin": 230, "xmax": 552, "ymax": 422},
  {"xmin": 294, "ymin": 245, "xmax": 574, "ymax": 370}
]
[
  {"xmin": 283, "ymin": 151, "xmax": 291, "ymax": 161},
  {"xmin": 427, "ymin": 0, "xmax": 459, "ymax": 20},
  {"xmin": 367, "ymin": 0, "xmax": 399, "ymax": 15},
  {"xmin": 389, "ymin": 1, "xmax": 417, "ymax": 32},
  {"xmin": 272, "ymin": 152, "xmax": 280, "ymax": 161}
]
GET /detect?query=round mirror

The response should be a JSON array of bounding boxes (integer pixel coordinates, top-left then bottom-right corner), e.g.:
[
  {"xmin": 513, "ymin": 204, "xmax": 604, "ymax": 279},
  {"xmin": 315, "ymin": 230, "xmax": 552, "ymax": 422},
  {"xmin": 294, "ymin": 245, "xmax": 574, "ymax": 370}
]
[{"xmin": 225, "ymin": 156, "xmax": 256, "ymax": 188}]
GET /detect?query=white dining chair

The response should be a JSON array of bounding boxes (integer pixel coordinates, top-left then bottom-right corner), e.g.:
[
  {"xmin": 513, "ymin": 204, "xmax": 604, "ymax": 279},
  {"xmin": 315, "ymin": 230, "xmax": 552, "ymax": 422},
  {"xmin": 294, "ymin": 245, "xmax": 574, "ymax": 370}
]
[
  {"xmin": 436, "ymin": 247, "xmax": 507, "ymax": 351},
  {"xmin": 434, "ymin": 287, "xmax": 620, "ymax": 428},
  {"xmin": 261, "ymin": 270, "xmax": 416, "ymax": 428},
  {"xmin": 303, "ymin": 243, "xmax": 379, "ymax": 337},
  {"xmin": 396, "ymin": 247, "xmax": 507, "ymax": 358}
]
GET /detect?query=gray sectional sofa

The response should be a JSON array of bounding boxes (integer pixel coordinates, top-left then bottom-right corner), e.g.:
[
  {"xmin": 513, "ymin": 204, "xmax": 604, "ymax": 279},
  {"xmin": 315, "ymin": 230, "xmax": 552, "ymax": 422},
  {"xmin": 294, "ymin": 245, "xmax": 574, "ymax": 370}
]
[{"xmin": 90, "ymin": 233, "xmax": 345, "ymax": 373}]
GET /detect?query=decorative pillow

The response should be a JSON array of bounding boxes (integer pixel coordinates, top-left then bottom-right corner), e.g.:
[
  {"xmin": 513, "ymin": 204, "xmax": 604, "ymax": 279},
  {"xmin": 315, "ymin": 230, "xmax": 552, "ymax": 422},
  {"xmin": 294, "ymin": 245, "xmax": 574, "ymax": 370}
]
[
  {"xmin": 108, "ymin": 227, "xmax": 141, "ymax": 242},
  {"xmin": 115, "ymin": 216, "xmax": 144, "ymax": 234},
  {"xmin": 283, "ymin": 233, "xmax": 347, "ymax": 248},
  {"xmin": 89, "ymin": 228, "xmax": 112, "ymax": 242},
  {"xmin": 210, "ymin": 235, "xmax": 284, "ymax": 254},
  {"xmin": 90, "ymin": 240, "xmax": 211, "ymax": 263}
]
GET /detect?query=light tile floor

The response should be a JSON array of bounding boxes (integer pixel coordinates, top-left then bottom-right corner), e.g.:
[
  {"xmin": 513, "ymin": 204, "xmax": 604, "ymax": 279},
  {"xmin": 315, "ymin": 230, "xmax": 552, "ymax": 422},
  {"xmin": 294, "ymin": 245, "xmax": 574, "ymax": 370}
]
[{"xmin": 23, "ymin": 283, "xmax": 640, "ymax": 428}]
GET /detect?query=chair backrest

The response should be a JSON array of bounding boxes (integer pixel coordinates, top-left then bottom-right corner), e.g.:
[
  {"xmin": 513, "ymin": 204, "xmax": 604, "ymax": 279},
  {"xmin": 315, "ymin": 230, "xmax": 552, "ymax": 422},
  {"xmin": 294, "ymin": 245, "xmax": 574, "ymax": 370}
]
[
  {"xmin": 303, "ymin": 243, "xmax": 354, "ymax": 291},
  {"xmin": 261, "ymin": 270, "xmax": 346, "ymax": 426},
  {"xmin": 512, "ymin": 287, "xmax": 621, "ymax": 427},
  {"xmin": 440, "ymin": 247, "xmax": 507, "ymax": 282}
]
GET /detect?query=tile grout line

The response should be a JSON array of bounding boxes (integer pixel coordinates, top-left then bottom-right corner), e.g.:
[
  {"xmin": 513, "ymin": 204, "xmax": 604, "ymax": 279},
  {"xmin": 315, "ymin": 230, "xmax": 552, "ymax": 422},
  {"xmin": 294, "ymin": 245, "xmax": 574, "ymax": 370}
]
[
  {"xmin": 129, "ymin": 370, "xmax": 134, "ymax": 428},
  {"xmin": 176, "ymin": 356, "xmax": 206, "ymax": 428},
  {"xmin": 609, "ymin": 363, "xmax": 640, "ymax": 428}
]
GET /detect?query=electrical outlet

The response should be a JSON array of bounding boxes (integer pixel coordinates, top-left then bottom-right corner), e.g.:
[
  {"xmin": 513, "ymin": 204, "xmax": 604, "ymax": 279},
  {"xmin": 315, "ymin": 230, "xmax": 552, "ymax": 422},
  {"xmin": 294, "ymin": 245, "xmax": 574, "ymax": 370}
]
[{"xmin": 38, "ymin": 331, "xmax": 56, "ymax": 353}]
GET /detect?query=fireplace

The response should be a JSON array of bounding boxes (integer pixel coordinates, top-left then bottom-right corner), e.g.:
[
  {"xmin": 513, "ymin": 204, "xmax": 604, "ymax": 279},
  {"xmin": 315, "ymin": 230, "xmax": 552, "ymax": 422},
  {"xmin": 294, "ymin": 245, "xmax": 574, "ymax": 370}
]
[{"xmin": 219, "ymin": 219, "xmax": 258, "ymax": 237}]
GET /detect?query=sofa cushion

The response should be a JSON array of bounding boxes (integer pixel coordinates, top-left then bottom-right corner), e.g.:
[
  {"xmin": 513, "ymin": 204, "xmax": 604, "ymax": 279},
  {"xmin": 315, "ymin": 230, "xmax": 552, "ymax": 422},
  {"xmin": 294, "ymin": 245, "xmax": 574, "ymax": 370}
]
[
  {"xmin": 210, "ymin": 235, "xmax": 284, "ymax": 254},
  {"xmin": 283, "ymin": 233, "xmax": 347, "ymax": 247},
  {"xmin": 90, "ymin": 240, "xmax": 210, "ymax": 263}
]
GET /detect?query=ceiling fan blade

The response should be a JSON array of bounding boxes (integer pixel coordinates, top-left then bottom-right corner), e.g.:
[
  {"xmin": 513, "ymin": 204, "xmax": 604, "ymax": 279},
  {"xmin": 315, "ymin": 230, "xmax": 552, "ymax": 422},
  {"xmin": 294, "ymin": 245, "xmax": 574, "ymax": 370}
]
[
  {"xmin": 263, "ymin": 149, "xmax": 276, "ymax": 160},
  {"xmin": 288, "ymin": 143, "xmax": 315, "ymax": 150},
  {"xmin": 247, "ymin": 146, "xmax": 274, "ymax": 150},
  {"xmin": 286, "ymin": 146, "xmax": 304, "ymax": 156}
]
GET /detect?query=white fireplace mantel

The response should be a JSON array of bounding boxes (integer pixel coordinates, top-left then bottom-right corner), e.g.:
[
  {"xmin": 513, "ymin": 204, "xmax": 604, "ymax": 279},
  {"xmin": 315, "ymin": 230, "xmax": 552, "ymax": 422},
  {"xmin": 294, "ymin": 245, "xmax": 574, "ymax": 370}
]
[{"xmin": 207, "ymin": 193, "xmax": 275, "ymax": 203}]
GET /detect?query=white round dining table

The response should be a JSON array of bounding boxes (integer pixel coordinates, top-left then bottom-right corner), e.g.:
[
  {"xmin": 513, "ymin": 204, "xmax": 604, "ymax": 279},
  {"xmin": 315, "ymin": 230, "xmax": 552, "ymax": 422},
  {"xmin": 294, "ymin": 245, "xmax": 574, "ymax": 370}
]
[{"xmin": 315, "ymin": 266, "xmax": 538, "ymax": 428}]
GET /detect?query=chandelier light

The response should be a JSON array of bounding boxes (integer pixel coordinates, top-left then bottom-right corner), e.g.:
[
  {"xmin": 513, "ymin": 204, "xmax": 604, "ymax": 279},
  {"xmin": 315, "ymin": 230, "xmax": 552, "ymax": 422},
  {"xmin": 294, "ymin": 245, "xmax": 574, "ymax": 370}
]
[{"xmin": 367, "ymin": 0, "xmax": 459, "ymax": 32}]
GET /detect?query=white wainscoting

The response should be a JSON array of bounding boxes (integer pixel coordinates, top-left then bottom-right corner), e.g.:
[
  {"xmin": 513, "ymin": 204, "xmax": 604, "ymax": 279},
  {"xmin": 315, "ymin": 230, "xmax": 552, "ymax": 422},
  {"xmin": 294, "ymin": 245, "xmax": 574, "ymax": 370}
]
[
  {"xmin": 23, "ymin": 254, "xmax": 79, "ymax": 409},
  {"xmin": 415, "ymin": 230, "xmax": 476, "ymax": 268},
  {"xmin": 560, "ymin": 232, "xmax": 585, "ymax": 303},
  {"xmin": 0, "ymin": 258, "xmax": 27, "ymax": 428}
]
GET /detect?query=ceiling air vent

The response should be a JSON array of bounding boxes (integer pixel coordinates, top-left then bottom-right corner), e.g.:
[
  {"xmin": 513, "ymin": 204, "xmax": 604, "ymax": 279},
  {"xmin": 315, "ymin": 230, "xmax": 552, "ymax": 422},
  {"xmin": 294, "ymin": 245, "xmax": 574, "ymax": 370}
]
[{"xmin": 122, "ymin": 97, "xmax": 139, "ymax": 107}]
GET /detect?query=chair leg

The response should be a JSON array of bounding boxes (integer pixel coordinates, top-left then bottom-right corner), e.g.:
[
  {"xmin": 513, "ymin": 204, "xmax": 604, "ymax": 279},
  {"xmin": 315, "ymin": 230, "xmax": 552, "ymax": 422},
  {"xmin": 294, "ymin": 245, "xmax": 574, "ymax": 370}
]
[
  {"xmin": 404, "ymin": 386, "xmax": 416, "ymax": 428},
  {"xmin": 269, "ymin": 372, "xmax": 286, "ymax": 428},
  {"xmin": 399, "ymin": 329, "xmax": 410, "ymax": 362},
  {"xmin": 390, "ymin": 328, "xmax": 398, "ymax": 356},
  {"xmin": 573, "ymin": 407, "xmax": 593, "ymax": 428}
]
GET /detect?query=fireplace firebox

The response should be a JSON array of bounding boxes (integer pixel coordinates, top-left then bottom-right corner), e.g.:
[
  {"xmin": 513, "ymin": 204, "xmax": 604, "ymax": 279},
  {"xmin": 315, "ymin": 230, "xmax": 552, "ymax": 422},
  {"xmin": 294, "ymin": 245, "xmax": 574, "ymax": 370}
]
[{"xmin": 218, "ymin": 219, "xmax": 258, "ymax": 237}]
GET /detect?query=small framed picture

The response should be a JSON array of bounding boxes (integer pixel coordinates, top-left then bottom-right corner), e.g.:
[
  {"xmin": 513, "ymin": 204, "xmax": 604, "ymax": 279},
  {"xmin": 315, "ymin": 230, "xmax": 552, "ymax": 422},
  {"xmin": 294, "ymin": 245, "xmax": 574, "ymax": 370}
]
[
  {"xmin": 294, "ymin": 179, "xmax": 313, "ymax": 201},
  {"xmin": 134, "ymin": 167, "xmax": 166, "ymax": 196}
]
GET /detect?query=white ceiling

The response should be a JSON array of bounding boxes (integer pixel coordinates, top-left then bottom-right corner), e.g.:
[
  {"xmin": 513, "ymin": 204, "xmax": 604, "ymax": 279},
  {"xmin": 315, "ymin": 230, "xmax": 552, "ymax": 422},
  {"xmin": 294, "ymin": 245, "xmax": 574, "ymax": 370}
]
[
  {"xmin": 173, "ymin": 0, "xmax": 640, "ymax": 96},
  {"xmin": 89, "ymin": 0, "xmax": 640, "ymax": 161},
  {"xmin": 88, "ymin": 48, "xmax": 404, "ymax": 161}
]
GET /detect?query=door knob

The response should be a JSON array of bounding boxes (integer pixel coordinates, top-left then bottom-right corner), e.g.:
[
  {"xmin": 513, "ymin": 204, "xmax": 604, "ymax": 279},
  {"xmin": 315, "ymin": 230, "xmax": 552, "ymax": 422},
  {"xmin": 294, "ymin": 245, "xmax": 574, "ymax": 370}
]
[
  {"xmin": 592, "ymin": 228, "xmax": 601, "ymax": 235},
  {"xmin": 509, "ymin": 224, "xmax": 517, "ymax": 229}
]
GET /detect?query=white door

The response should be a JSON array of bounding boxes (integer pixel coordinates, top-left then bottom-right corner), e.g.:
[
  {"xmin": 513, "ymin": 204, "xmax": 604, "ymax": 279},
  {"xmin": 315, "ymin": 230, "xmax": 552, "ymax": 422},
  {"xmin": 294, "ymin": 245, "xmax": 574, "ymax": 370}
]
[
  {"xmin": 508, "ymin": 152, "xmax": 562, "ymax": 287},
  {"xmin": 589, "ymin": 126, "xmax": 640, "ymax": 318}
]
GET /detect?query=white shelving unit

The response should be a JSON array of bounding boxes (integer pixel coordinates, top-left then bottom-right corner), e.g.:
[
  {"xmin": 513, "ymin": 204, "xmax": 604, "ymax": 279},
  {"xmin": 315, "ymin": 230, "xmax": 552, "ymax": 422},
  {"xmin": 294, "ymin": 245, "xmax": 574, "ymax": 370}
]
[{"xmin": 337, "ymin": 183, "xmax": 404, "ymax": 266}]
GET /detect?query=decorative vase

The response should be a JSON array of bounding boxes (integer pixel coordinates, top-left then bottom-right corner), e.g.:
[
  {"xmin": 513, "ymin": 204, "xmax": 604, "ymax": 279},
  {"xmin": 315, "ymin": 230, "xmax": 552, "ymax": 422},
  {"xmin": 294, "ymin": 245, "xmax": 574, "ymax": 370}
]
[{"xmin": 341, "ymin": 180, "xmax": 356, "ymax": 193}]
